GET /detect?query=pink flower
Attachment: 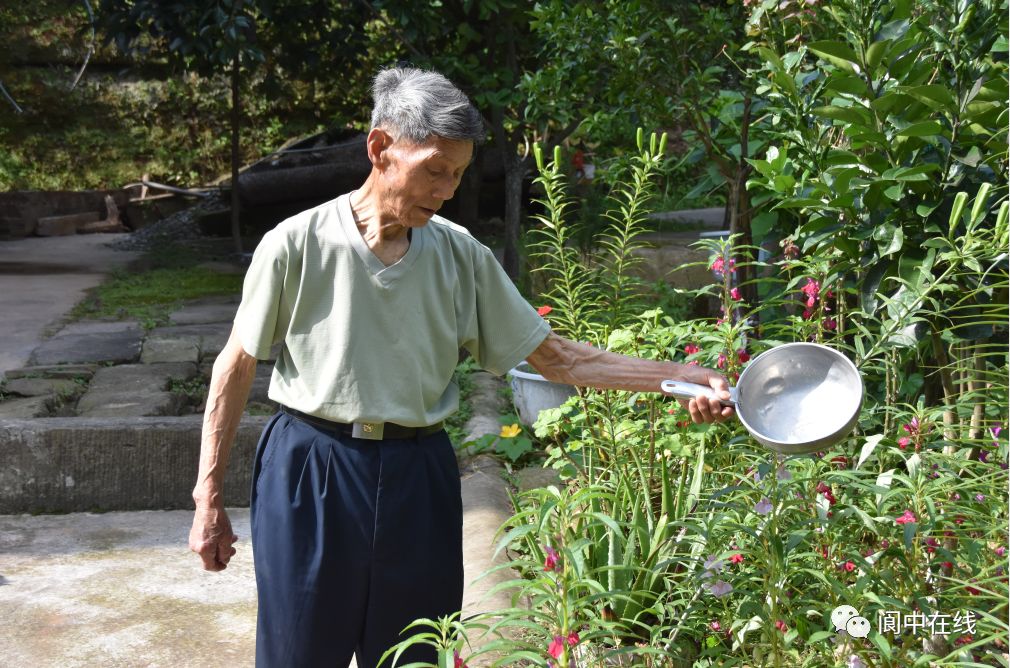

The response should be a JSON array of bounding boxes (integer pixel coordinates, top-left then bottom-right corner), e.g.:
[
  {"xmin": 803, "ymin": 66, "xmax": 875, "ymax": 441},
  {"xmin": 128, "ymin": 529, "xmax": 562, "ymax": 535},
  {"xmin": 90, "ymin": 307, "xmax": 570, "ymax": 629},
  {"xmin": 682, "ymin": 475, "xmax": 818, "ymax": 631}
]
[
  {"xmin": 710, "ymin": 620, "xmax": 721, "ymax": 631},
  {"xmin": 711, "ymin": 257, "xmax": 725, "ymax": 275},
  {"xmin": 684, "ymin": 343, "xmax": 700, "ymax": 355},
  {"xmin": 842, "ymin": 561, "xmax": 855, "ymax": 572},
  {"xmin": 717, "ymin": 353, "xmax": 727, "ymax": 369},
  {"xmin": 566, "ymin": 631, "xmax": 580, "ymax": 647},
  {"xmin": 823, "ymin": 317, "xmax": 837, "ymax": 330},
  {"xmin": 729, "ymin": 553, "xmax": 744, "ymax": 564},
  {"xmin": 775, "ymin": 620, "xmax": 788, "ymax": 633},
  {"xmin": 537, "ymin": 305, "xmax": 553, "ymax": 317},
  {"xmin": 925, "ymin": 537, "xmax": 939, "ymax": 553},
  {"xmin": 895, "ymin": 510, "xmax": 918, "ymax": 525},
  {"xmin": 548, "ymin": 636, "xmax": 565, "ymax": 660},
  {"xmin": 995, "ymin": 546, "xmax": 1006, "ymax": 557},
  {"xmin": 898, "ymin": 437, "xmax": 910, "ymax": 450},
  {"xmin": 544, "ymin": 545, "xmax": 560, "ymax": 572},
  {"xmin": 730, "ymin": 287, "xmax": 742, "ymax": 301}
]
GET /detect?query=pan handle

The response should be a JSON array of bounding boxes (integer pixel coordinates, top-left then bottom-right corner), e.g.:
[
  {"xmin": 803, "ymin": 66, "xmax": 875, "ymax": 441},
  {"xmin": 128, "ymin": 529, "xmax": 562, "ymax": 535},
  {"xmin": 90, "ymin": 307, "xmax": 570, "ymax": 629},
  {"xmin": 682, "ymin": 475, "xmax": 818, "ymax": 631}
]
[{"xmin": 660, "ymin": 380, "xmax": 737, "ymax": 407}]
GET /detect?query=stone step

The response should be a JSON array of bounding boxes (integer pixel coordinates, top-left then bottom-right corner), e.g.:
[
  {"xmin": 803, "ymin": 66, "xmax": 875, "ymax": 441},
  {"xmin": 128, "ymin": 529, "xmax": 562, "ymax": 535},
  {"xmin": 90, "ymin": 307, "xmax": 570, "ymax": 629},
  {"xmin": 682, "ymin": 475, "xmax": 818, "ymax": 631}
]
[
  {"xmin": 76, "ymin": 362, "xmax": 198, "ymax": 417},
  {"xmin": 4, "ymin": 364, "xmax": 99, "ymax": 380},
  {"xmin": 35, "ymin": 211, "xmax": 101, "ymax": 236}
]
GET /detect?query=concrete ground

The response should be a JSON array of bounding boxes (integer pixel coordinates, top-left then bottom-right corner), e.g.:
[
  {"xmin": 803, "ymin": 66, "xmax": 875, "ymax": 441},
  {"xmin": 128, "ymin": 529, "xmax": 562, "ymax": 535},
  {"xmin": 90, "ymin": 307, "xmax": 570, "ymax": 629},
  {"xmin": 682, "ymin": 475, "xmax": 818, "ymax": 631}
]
[
  {"xmin": 0, "ymin": 233, "xmax": 140, "ymax": 375},
  {"xmin": 0, "ymin": 455, "xmax": 517, "ymax": 668}
]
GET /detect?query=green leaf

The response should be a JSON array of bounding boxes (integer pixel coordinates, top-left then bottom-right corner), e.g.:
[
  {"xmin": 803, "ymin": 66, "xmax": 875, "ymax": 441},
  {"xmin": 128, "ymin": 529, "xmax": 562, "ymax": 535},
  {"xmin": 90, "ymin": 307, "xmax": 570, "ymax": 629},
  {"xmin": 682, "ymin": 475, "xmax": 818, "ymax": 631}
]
[
  {"xmin": 901, "ymin": 84, "xmax": 957, "ymax": 112},
  {"xmin": 808, "ymin": 40, "xmax": 860, "ymax": 71},
  {"xmin": 865, "ymin": 39, "xmax": 890, "ymax": 72},
  {"xmin": 896, "ymin": 121, "xmax": 944, "ymax": 137},
  {"xmin": 857, "ymin": 434, "xmax": 884, "ymax": 469},
  {"xmin": 811, "ymin": 105, "xmax": 871, "ymax": 126}
]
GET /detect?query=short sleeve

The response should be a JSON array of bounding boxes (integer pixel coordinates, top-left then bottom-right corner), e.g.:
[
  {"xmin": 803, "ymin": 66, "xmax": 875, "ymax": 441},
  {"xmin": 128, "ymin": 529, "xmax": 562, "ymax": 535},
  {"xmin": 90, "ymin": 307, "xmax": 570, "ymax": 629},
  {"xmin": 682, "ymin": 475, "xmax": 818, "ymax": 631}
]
[
  {"xmin": 233, "ymin": 228, "xmax": 291, "ymax": 359},
  {"xmin": 465, "ymin": 246, "xmax": 551, "ymax": 376}
]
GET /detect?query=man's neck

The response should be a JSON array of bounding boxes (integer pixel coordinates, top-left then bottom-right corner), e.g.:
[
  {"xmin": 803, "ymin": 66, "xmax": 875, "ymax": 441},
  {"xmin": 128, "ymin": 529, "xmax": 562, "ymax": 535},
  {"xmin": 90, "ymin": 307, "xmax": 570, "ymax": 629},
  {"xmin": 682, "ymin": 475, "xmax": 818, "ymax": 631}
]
[{"xmin": 349, "ymin": 180, "xmax": 411, "ymax": 265}]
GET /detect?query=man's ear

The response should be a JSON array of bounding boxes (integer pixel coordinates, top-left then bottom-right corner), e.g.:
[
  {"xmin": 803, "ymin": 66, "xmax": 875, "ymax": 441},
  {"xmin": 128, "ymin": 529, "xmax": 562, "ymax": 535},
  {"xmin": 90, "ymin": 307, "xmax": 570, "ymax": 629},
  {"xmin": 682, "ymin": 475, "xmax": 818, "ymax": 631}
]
[{"xmin": 366, "ymin": 128, "xmax": 395, "ymax": 169}]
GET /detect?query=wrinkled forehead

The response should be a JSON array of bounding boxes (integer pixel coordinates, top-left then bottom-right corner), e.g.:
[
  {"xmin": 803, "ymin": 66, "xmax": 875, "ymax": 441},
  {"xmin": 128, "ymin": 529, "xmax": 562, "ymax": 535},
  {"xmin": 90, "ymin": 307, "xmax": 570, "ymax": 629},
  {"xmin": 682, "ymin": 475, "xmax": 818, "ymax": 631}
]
[{"xmin": 398, "ymin": 134, "xmax": 474, "ymax": 167}]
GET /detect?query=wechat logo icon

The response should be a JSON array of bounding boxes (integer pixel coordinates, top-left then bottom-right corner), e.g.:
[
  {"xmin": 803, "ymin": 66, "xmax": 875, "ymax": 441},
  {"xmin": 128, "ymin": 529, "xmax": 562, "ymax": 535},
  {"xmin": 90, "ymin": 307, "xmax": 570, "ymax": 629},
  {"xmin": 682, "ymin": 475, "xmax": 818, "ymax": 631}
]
[{"xmin": 831, "ymin": 605, "xmax": 871, "ymax": 639}]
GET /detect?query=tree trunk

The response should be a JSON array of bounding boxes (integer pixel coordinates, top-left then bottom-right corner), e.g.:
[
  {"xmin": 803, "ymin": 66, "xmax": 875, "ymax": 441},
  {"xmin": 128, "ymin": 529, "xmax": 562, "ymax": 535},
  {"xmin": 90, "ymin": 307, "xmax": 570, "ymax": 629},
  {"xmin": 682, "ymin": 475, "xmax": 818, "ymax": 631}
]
[
  {"xmin": 456, "ymin": 147, "xmax": 481, "ymax": 229},
  {"xmin": 230, "ymin": 53, "xmax": 244, "ymax": 256},
  {"xmin": 502, "ymin": 155, "xmax": 525, "ymax": 279}
]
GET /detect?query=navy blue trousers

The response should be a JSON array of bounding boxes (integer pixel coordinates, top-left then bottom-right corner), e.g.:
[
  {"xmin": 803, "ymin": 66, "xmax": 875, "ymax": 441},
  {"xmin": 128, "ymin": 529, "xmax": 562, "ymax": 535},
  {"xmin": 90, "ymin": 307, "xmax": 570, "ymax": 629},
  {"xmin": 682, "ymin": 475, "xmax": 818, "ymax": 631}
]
[{"xmin": 250, "ymin": 412, "xmax": 464, "ymax": 668}]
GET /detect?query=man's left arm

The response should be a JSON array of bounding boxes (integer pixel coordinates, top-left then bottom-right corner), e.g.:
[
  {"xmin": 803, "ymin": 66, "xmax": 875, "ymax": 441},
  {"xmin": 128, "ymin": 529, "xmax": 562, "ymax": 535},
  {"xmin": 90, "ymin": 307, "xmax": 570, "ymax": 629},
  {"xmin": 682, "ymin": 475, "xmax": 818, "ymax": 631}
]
[{"xmin": 526, "ymin": 332, "xmax": 734, "ymax": 424}]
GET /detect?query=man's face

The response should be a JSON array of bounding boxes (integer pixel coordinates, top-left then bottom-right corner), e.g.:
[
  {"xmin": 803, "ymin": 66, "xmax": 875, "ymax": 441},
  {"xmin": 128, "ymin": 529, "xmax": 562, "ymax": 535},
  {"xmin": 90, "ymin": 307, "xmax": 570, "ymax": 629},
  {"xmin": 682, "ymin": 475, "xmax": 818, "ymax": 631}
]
[{"xmin": 378, "ymin": 134, "xmax": 474, "ymax": 227}]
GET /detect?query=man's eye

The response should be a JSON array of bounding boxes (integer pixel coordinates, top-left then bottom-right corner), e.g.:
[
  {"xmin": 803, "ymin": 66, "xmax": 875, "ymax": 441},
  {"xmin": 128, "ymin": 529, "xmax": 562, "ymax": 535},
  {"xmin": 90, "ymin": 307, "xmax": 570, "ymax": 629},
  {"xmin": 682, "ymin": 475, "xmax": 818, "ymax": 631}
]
[{"xmin": 428, "ymin": 168, "xmax": 443, "ymax": 177}]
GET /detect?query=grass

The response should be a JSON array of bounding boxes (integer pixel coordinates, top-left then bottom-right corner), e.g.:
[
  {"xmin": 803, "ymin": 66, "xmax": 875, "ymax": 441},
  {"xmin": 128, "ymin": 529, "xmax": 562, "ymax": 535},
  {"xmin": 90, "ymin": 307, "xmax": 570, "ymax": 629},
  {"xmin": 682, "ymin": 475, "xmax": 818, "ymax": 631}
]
[
  {"xmin": 70, "ymin": 239, "xmax": 245, "ymax": 328},
  {"xmin": 71, "ymin": 265, "xmax": 244, "ymax": 328}
]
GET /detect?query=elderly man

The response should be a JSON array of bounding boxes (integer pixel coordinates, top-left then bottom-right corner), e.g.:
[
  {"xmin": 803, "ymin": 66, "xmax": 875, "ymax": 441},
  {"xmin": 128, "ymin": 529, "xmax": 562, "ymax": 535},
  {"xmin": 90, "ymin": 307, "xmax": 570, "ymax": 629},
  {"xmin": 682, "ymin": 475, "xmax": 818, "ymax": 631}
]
[{"xmin": 189, "ymin": 66, "xmax": 733, "ymax": 668}]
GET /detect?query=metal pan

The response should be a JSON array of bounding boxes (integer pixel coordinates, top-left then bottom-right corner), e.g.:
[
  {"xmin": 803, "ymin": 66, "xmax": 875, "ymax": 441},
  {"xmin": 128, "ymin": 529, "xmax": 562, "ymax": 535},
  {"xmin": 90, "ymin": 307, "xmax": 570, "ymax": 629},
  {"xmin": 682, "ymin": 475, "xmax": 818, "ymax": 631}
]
[{"xmin": 661, "ymin": 342, "xmax": 863, "ymax": 455}]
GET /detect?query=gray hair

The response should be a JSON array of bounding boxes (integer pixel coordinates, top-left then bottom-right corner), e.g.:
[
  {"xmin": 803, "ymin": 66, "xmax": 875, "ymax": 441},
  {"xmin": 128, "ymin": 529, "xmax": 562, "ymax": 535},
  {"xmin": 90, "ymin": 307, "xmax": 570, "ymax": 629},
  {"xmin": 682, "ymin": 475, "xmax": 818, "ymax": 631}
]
[{"xmin": 370, "ymin": 66, "xmax": 486, "ymax": 145}]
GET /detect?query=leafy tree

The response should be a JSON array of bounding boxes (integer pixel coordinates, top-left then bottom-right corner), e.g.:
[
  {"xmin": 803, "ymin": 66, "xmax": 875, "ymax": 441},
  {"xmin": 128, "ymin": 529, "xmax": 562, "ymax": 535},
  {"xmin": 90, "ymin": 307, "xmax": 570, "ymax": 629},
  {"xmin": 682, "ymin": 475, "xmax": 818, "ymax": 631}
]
[{"xmin": 97, "ymin": 0, "xmax": 265, "ymax": 255}]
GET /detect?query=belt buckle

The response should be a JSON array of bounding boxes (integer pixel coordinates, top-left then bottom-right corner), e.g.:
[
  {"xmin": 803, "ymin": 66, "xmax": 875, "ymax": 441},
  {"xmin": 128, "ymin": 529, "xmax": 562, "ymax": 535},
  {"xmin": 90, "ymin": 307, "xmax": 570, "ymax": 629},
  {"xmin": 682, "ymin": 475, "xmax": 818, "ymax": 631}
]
[{"xmin": 352, "ymin": 422, "xmax": 384, "ymax": 440}]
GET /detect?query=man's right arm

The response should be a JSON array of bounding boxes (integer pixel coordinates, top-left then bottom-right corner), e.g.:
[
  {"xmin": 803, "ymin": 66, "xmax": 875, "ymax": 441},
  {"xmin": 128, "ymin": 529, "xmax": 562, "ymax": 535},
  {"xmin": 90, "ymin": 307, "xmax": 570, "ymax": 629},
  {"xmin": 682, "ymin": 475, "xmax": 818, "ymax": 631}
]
[{"xmin": 189, "ymin": 326, "xmax": 258, "ymax": 571}]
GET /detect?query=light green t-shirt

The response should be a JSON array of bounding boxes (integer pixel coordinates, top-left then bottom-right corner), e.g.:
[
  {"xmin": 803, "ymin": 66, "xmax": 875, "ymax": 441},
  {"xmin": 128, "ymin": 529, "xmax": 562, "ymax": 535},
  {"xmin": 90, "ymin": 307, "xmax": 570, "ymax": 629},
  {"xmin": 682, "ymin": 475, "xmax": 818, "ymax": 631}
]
[{"xmin": 234, "ymin": 193, "xmax": 550, "ymax": 427}]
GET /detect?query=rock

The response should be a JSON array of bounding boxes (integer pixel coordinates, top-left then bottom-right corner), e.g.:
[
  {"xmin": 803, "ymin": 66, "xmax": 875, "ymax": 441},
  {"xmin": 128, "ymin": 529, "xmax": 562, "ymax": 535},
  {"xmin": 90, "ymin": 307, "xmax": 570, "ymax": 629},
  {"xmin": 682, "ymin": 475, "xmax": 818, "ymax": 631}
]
[
  {"xmin": 514, "ymin": 466, "xmax": 562, "ymax": 493},
  {"xmin": 148, "ymin": 323, "xmax": 231, "ymax": 360},
  {"xmin": 76, "ymin": 363, "xmax": 197, "ymax": 417},
  {"xmin": 30, "ymin": 329, "xmax": 143, "ymax": 366},
  {"xmin": 168, "ymin": 297, "xmax": 240, "ymax": 325},
  {"xmin": 52, "ymin": 320, "xmax": 143, "ymax": 337},
  {"xmin": 3, "ymin": 377, "xmax": 80, "ymax": 398},
  {"xmin": 4, "ymin": 364, "xmax": 98, "ymax": 380},
  {"xmin": 0, "ymin": 396, "xmax": 50, "ymax": 418},
  {"xmin": 35, "ymin": 212, "xmax": 100, "ymax": 236},
  {"xmin": 141, "ymin": 337, "xmax": 201, "ymax": 364}
]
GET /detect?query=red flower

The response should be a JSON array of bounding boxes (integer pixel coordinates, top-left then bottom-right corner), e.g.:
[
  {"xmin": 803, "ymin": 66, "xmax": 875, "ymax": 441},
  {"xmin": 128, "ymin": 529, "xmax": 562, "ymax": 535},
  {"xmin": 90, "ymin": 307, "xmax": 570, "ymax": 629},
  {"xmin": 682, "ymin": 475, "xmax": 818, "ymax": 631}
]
[
  {"xmin": 895, "ymin": 510, "xmax": 918, "ymax": 525},
  {"xmin": 942, "ymin": 561, "xmax": 954, "ymax": 570},
  {"xmin": 730, "ymin": 287, "xmax": 742, "ymax": 301},
  {"xmin": 737, "ymin": 349, "xmax": 751, "ymax": 364},
  {"xmin": 684, "ymin": 343, "xmax": 700, "ymax": 355},
  {"xmin": 831, "ymin": 455, "xmax": 848, "ymax": 468},
  {"xmin": 823, "ymin": 317, "xmax": 837, "ymax": 330},
  {"xmin": 537, "ymin": 305, "xmax": 553, "ymax": 317},
  {"xmin": 816, "ymin": 482, "xmax": 836, "ymax": 505},
  {"xmin": 454, "ymin": 650, "xmax": 468, "ymax": 668},
  {"xmin": 566, "ymin": 631, "xmax": 580, "ymax": 647},
  {"xmin": 717, "ymin": 353, "xmax": 728, "ymax": 369},
  {"xmin": 729, "ymin": 553, "xmax": 744, "ymax": 564},
  {"xmin": 548, "ymin": 636, "xmax": 565, "ymax": 660},
  {"xmin": 842, "ymin": 561, "xmax": 855, "ymax": 572},
  {"xmin": 544, "ymin": 545, "xmax": 560, "ymax": 572}
]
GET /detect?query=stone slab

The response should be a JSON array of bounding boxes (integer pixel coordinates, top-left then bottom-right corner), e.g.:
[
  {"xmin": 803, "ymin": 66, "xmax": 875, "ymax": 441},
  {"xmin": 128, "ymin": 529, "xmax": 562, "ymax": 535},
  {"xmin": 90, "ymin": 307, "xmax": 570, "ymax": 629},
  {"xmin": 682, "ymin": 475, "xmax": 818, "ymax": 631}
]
[
  {"xmin": 0, "ymin": 416, "xmax": 268, "ymax": 513},
  {"xmin": 30, "ymin": 329, "xmax": 143, "ymax": 366},
  {"xmin": 141, "ymin": 337, "xmax": 201, "ymax": 364},
  {"xmin": 169, "ymin": 298, "xmax": 240, "ymax": 326},
  {"xmin": 148, "ymin": 323, "xmax": 231, "ymax": 360},
  {"xmin": 0, "ymin": 396, "xmax": 50, "ymax": 419},
  {"xmin": 4, "ymin": 364, "xmax": 99, "ymax": 380},
  {"xmin": 514, "ymin": 466, "xmax": 562, "ymax": 493},
  {"xmin": 53, "ymin": 320, "xmax": 143, "ymax": 337},
  {"xmin": 3, "ymin": 377, "xmax": 80, "ymax": 398},
  {"xmin": 248, "ymin": 363, "xmax": 274, "ymax": 405},
  {"xmin": 76, "ymin": 363, "xmax": 197, "ymax": 418},
  {"xmin": 36, "ymin": 212, "xmax": 100, "ymax": 237},
  {"xmin": 461, "ymin": 372, "xmax": 507, "ymax": 458}
]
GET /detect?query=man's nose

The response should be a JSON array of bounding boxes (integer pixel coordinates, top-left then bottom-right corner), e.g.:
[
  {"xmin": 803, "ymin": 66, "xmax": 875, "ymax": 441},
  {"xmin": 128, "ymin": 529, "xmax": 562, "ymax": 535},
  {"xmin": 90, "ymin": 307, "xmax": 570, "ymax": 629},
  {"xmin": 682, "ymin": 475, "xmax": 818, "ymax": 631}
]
[{"xmin": 432, "ymin": 174, "xmax": 463, "ymax": 200}]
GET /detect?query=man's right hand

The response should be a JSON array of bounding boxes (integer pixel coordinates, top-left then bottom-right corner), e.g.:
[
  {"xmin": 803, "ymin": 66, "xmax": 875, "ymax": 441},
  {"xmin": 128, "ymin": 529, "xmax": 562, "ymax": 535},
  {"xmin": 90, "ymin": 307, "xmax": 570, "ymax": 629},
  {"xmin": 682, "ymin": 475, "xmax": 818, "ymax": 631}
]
[{"xmin": 189, "ymin": 503, "xmax": 238, "ymax": 571}]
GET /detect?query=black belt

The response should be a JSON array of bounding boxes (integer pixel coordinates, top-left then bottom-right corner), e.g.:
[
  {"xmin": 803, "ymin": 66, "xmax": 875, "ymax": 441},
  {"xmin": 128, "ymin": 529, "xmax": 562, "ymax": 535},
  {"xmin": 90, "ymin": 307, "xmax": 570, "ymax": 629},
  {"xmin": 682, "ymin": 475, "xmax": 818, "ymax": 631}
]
[{"xmin": 280, "ymin": 405, "xmax": 444, "ymax": 441}]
